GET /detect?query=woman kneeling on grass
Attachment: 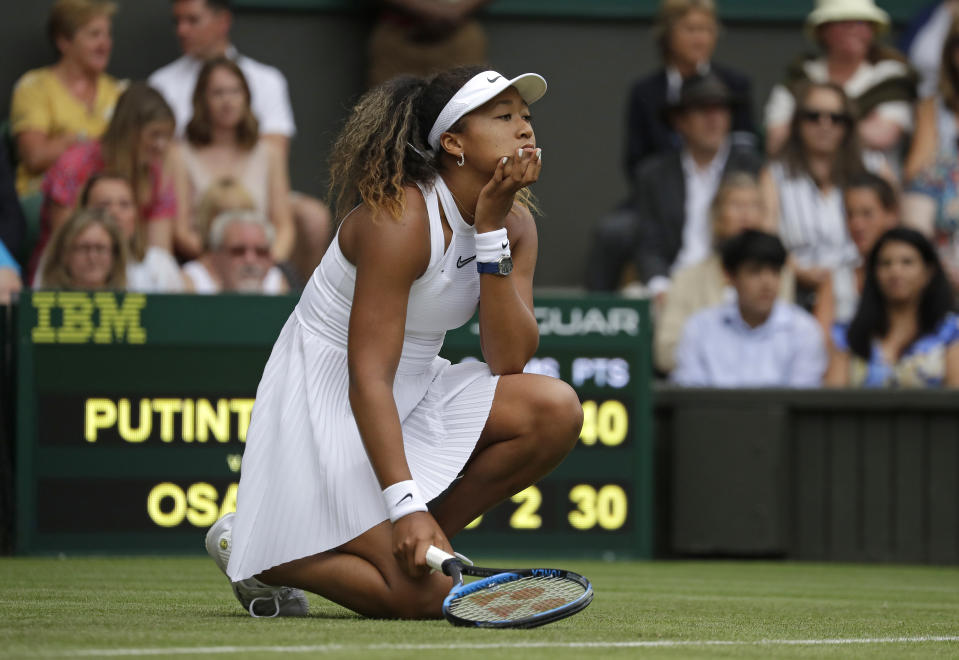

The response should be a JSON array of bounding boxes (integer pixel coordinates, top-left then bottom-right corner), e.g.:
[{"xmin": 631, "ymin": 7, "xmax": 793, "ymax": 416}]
[{"xmin": 204, "ymin": 66, "xmax": 583, "ymax": 618}]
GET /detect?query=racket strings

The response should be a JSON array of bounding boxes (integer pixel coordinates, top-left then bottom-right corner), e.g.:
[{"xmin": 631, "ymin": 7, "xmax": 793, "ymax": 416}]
[{"xmin": 448, "ymin": 575, "xmax": 586, "ymax": 622}]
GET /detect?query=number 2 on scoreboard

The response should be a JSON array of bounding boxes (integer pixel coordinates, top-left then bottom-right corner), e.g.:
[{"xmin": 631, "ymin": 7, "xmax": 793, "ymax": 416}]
[{"xmin": 463, "ymin": 485, "xmax": 543, "ymax": 530}]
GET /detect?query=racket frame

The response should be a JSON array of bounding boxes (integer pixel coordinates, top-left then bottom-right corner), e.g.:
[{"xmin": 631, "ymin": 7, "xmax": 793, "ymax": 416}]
[{"xmin": 425, "ymin": 546, "xmax": 594, "ymax": 628}]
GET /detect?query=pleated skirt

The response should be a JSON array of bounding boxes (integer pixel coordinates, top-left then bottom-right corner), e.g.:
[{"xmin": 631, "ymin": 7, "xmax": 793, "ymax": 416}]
[{"xmin": 226, "ymin": 313, "xmax": 499, "ymax": 581}]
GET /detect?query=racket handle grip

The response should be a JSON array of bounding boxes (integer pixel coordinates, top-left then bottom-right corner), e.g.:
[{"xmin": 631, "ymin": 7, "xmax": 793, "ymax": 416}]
[{"xmin": 425, "ymin": 545, "xmax": 455, "ymax": 571}]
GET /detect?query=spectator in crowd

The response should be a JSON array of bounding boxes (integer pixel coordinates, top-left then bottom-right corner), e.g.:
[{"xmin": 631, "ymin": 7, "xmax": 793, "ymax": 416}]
[
  {"xmin": 194, "ymin": 176, "xmax": 257, "ymax": 250},
  {"xmin": 10, "ymin": 0, "xmax": 124, "ymax": 198},
  {"xmin": 813, "ymin": 171, "xmax": 899, "ymax": 334},
  {"xmin": 149, "ymin": 0, "xmax": 330, "ymax": 281},
  {"xmin": 589, "ymin": 73, "xmax": 761, "ymax": 295},
  {"xmin": 654, "ymin": 172, "xmax": 795, "ymax": 374},
  {"xmin": 624, "ymin": 0, "xmax": 754, "ymax": 181},
  {"xmin": 764, "ymin": 0, "xmax": 917, "ymax": 161},
  {"xmin": 903, "ymin": 15, "xmax": 959, "ymax": 288},
  {"xmin": 170, "ymin": 57, "xmax": 293, "ymax": 264},
  {"xmin": 760, "ymin": 82, "xmax": 867, "ymax": 307},
  {"xmin": 79, "ymin": 173, "xmax": 187, "ymax": 292},
  {"xmin": 672, "ymin": 230, "xmax": 826, "ymax": 387},
  {"xmin": 903, "ymin": 0, "xmax": 959, "ymax": 99},
  {"xmin": 825, "ymin": 227, "xmax": 959, "ymax": 387},
  {"xmin": 30, "ymin": 83, "xmax": 176, "ymax": 283},
  {"xmin": 0, "ymin": 241, "xmax": 22, "ymax": 305},
  {"xmin": 368, "ymin": 0, "xmax": 491, "ymax": 88},
  {"xmin": 182, "ymin": 210, "xmax": 288, "ymax": 294},
  {"xmin": 38, "ymin": 207, "xmax": 126, "ymax": 290},
  {"xmin": 149, "ymin": 0, "xmax": 291, "ymax": 147},
  {"xmin": 0, "ymin": 142, "xmax": 26, "ymax": 260}
]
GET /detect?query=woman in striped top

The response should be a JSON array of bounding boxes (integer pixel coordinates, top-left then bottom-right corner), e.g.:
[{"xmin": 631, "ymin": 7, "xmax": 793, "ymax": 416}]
[{"xmin": 760, "ymin": 81, "xmax": 874, "ymax": 307}]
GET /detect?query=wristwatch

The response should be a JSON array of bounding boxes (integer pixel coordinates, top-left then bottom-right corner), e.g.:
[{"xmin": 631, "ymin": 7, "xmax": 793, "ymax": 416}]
[{"xmin": 477, "ymin": 256, "xmax": 513, "ymax": 276}]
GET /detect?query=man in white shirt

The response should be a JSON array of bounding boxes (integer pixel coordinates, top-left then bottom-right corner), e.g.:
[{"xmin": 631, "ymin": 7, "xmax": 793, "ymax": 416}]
[
  {"xmin": 149, "ymin": 0, "xmax": 330, "ymax": 282},
  {"xmin": 149, "ymin": 0, "xmax": 294, "ymax": 150},
  {"xmin": 672, "ymin": 230, "xmax": 826, "ymax": 387}
]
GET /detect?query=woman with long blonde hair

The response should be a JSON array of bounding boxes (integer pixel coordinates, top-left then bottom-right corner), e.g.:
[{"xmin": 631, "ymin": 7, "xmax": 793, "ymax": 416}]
[
  {"xmin": 32, "ymin": 82, "xmax": 176, "ymax": 282},
  {"xmin": 203, "ymin": 66, "xmax": 582, "ymax": 620}
]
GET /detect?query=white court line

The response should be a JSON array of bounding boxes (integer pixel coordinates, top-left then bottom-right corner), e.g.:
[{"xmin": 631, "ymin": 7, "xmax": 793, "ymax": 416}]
[{"xmin": 32, "ymin": 636, "xmax": 959, "ymax": 657}]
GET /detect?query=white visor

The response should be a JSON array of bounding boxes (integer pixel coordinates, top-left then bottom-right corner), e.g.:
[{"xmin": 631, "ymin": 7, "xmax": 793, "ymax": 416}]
[{"xmin": 427, "ymin": 70, "xmax": 548, "ymax": 151}]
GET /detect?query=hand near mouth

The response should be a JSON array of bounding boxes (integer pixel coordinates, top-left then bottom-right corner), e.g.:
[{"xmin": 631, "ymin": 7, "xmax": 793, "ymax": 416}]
[{"xmin": 474, "ymin": 147, "xmax": 542, "ymax": 233}]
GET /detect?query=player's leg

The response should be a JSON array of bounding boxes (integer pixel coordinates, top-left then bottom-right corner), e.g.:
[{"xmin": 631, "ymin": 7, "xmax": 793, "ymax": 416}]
[
  {"xmin": 255, "ymin": 373, "xmax": 581, "ymax": 619},
  {"xmin": 258, "ymin": 520, "xmax": 451, "ymax": 619},
  {"xmin": 430, "ymin": 373, "xmax": 583, "ymax": 536}
]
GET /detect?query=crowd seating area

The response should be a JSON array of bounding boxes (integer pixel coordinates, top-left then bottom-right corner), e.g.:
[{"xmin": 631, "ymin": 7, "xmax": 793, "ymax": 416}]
[{"xmin": 2, "ymin": 0, "xmax": 959, "ymax": 390}]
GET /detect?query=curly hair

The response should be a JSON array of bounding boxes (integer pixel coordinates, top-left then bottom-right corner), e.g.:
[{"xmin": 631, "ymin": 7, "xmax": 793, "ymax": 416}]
[{"xmin": 328, "ymin": 66, "xmax": 537, "ymax": 223}]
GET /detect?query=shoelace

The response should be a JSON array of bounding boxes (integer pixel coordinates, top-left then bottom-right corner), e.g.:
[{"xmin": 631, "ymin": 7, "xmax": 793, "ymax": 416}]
[{"xmin": 248, "ymin": 593, "xmax": 281, "ymax": 618}]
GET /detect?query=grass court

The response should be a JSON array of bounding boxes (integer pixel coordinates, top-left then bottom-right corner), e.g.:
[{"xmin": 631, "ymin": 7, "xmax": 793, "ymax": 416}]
[{"xmin": 1, "ymin": 557, "xmax": 957, "ymax": 659}]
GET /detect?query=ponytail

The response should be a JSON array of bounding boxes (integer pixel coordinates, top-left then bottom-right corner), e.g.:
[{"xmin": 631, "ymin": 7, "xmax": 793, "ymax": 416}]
[
  {"xmin": 328, "ymin": 76, "xmax": 434, "ymax": 222},
  {"xmin": 328, "ymin": 66, "xmax": 488, "ymax": 223}
]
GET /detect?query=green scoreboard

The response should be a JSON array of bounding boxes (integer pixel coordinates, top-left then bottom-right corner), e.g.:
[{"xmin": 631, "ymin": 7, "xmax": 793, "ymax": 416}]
[{"xmin": 14, "ymin": 291, "xmax": 652, "ymax": 558}]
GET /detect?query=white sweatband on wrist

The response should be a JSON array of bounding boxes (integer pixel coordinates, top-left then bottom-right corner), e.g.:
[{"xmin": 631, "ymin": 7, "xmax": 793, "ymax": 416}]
[
  {"xmin": 382, "ymin": 480, "xmax": 428, "ymax": 523},
  {"xmin": 475, "ymin": 228, "xmax": 510, "ymax": 262}
]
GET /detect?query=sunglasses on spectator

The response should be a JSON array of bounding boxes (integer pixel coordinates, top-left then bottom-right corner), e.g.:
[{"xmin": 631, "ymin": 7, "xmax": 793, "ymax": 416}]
[
  {"xmin": 799, "ymin": 109, "xmax": 852, "ymax": 126},
  {"xmin": 225, "ymin": 244, "xmax": 270, "ymax": 258}
]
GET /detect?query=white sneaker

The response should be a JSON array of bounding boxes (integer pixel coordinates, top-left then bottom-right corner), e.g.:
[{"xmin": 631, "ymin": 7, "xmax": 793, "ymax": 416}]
[{"xmin": 205, "ymin": 513, "xmax": 309, "ymax": 618}]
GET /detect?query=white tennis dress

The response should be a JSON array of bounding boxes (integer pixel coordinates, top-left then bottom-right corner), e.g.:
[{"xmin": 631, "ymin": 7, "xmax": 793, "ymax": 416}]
[{"xmin": 227, "ymin": 176, "xmax": 499, "ymax": 581}]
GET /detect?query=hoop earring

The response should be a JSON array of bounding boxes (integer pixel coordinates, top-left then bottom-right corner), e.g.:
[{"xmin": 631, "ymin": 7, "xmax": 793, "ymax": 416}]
[{"xmin": 456, "ymin": 153, "xmax": 465, "ymax": 167}]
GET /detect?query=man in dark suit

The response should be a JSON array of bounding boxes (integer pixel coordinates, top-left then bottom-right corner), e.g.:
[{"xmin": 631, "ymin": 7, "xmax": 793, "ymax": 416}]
[
  {"xmin": 623, "ymin": 0, "xmax": 755, "ymax": 181},
  {"xmin": 585, "ymin": 73, "xmax": 762, "ymax": 293}
]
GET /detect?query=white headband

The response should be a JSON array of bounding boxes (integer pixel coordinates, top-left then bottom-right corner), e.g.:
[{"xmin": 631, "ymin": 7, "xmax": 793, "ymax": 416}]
[{"xmin": 427, "ymin": 70, "xmax": 548, "ymax": 151}]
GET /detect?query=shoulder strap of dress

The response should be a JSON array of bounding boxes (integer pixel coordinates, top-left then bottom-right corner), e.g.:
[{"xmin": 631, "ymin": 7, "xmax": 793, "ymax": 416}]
[
  {"xmin": 415, "ymin": 181, "xmax": 445, "ymax": 270},
  {"xmin": 432, "ymin": 176, "xmax": 472, "ymax": 235}
]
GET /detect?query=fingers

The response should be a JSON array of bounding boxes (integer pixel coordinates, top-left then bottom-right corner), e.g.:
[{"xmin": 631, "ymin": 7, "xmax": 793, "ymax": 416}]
[
  {"xmin": 499, "ymin": 148, "xmax": 542, "ymax": 187},
  {"xmin": 392, "ymin": 512, "xmax": 451, "ymax": 579}
]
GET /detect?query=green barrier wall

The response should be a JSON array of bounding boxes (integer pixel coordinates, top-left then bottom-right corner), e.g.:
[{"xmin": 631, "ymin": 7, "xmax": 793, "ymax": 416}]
[{"xmin": 14, "ymin": 292, "xmax": 653, "ymax": 559}]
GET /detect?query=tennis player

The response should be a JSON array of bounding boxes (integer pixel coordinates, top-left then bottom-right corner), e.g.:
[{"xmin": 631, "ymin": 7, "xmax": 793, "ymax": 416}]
[{"xmin": 205, "ymin": 66, "xmax": 583, "ymax": 619}]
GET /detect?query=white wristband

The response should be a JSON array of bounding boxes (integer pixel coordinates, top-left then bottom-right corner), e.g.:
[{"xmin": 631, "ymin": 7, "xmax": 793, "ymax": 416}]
[
  {"xmin": 475, "ymin": 228, "xmax": 510, "ymax": 262},
  {"xmin": 382, "ymin": 480, "xmax": 428, "ymax": 523}
]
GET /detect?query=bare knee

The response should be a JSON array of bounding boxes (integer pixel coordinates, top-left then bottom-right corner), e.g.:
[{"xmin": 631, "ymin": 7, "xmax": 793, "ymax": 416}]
[{"xmin": 534, "ymin": 379, "xmax": 583, "ymax": 457}]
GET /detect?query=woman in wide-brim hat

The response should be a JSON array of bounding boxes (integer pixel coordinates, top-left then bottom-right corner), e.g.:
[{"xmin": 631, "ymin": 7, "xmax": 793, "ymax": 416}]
[{"xmin": 764, "ymin": 0, "xmax": 917, "ymax": 160}]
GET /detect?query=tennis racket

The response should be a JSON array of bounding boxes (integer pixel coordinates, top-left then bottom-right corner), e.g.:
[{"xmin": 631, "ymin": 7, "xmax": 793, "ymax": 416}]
[{"xmin": 425, "ymin": 545, "xmax": 593, "ymax": 628}]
